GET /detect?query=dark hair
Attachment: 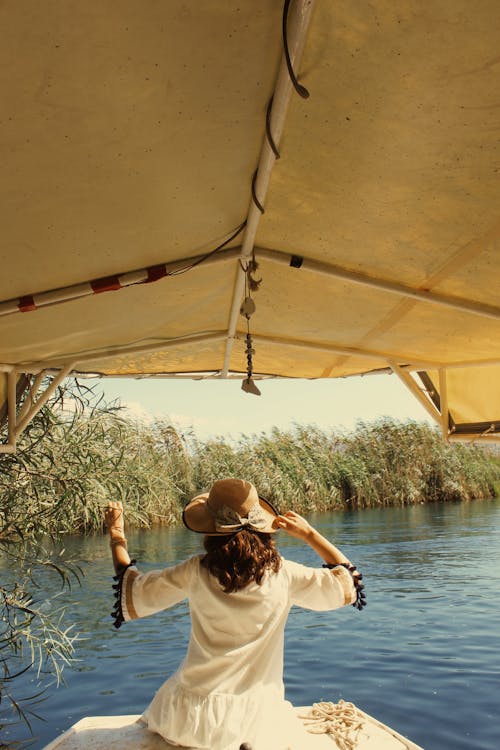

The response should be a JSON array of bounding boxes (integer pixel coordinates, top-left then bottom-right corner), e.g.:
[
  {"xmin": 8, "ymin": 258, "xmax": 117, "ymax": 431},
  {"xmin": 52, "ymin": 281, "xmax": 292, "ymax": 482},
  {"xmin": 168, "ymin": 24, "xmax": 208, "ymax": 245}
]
[{"xmin": 201, "ymin": 530, "xmax": 281, "ymax": 593}]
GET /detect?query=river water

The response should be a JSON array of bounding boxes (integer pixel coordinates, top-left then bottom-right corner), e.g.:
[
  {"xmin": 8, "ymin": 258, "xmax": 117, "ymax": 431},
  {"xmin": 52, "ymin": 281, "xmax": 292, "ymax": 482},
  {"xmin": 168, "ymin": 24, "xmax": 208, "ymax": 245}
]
[{"xmin": 3, "ymin": 497, "xmax": 500, "ymax": 750}]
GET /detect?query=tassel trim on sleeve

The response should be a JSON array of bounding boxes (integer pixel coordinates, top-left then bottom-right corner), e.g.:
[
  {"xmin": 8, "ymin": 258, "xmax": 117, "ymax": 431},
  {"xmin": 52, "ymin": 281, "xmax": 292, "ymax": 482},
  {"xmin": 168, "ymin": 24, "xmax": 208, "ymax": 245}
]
[
  {"xmin": 111, "ymin": 559, "xmax": 137, "ymax": 628},
  {"xmin": 322, "ymin": 562, "xmax": 366, "ymax": 611}
]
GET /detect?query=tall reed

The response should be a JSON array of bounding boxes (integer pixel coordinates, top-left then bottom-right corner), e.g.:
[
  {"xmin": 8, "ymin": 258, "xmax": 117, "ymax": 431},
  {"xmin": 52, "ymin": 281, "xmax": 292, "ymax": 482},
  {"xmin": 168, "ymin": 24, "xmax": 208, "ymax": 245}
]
[
  {"xmin": 190, "ymin": 420, "xmax": 500, "ymax": 514},
  {"xmin": 4, "ymin": 402, "xmax": 497, "ymax": 537}
]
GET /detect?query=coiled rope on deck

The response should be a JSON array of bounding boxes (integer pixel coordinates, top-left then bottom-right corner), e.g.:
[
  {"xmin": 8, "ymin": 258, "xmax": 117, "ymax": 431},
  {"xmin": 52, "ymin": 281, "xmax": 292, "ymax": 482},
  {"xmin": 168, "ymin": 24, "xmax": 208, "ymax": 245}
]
[{"xmin": 299, "ymin": 700, "xmax": 364, "ymax": 750}]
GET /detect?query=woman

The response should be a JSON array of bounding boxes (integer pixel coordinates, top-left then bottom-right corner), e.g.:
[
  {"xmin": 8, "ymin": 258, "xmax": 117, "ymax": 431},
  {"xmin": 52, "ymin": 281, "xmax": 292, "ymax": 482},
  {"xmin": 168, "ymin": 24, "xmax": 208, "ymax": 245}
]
[{"xmin": 105, "ymin": 478, "xmax": 365, "ymax": 750}]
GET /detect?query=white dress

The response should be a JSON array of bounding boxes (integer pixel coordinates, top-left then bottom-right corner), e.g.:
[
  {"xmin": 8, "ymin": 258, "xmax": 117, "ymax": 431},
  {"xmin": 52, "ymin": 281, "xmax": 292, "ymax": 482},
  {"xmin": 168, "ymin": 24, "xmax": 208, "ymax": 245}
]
[{"xmin": 118, "ymin": 555, "xmax": 356, "ymax": 750}]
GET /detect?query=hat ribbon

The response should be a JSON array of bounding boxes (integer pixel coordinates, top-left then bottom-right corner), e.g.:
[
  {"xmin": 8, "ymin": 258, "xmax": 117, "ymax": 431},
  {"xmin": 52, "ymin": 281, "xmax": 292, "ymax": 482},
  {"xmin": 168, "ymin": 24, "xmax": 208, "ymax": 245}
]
[{"xmin": 206, "ymin": 502, "xmax": 269, "ymax": 533}]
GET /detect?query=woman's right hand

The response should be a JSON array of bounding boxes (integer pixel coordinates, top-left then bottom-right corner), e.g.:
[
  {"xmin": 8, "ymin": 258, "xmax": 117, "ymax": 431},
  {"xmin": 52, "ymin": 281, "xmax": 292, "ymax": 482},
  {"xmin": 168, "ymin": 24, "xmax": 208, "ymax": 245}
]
[
  {"xmin": 104, "ymin": 500, "xmax": 125, "ymax": 536},
  {"xmin": 274, "ymin": 511, "xmax": 314, "ymax": 541}
]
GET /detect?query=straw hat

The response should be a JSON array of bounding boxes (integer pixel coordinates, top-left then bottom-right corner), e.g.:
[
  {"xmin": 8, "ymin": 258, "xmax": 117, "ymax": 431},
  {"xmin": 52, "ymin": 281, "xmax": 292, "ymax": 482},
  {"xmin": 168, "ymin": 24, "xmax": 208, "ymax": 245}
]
[{"xmin": 183, "ymin": 478, "xmax": 279, "ymax": 535}]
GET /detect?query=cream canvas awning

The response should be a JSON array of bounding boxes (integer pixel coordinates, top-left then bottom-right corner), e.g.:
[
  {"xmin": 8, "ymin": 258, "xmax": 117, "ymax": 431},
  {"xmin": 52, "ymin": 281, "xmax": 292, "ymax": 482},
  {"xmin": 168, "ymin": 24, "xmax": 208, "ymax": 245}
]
[{"xmin": 1, "ymin": 0, "xmax": 499, "ymax": 449}]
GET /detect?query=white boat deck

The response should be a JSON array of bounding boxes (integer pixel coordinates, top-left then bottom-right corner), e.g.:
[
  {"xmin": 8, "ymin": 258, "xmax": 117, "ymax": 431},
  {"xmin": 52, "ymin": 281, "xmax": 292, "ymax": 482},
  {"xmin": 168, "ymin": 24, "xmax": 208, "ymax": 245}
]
[{"xmin": 42, "ymin": 706, "xmax": 424, "ymax": 750}]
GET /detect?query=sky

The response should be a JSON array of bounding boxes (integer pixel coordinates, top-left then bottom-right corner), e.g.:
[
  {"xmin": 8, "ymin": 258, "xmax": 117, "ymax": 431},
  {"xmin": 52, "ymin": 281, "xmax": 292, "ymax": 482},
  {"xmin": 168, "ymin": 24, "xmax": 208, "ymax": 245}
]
[{"xmin": 86, "ymin": 372, "xmax": 433, "ymax": 441}]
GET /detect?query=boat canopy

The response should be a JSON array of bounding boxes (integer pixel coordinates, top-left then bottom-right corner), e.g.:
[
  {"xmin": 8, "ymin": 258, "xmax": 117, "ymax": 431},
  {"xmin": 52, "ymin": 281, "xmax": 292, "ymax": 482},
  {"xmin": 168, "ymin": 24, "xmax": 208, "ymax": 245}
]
[{"xmin": 1, "ymin": 0, "xmax": 499, "ymax": 449}]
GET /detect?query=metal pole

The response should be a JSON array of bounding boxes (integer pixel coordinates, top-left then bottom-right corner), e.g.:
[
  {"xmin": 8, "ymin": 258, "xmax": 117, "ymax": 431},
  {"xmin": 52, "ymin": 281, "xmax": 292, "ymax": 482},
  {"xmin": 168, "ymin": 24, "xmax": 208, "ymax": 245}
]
[
  {"xmin": 249, "ymin": 333, "xmax": 439, "ymax": 369},
  {"xmin": 17, "ymin": 372, "xmax": 45, "ymax": 421},
  {"xmin": 0, "ymin": 249, "xmax": 240, "ymax": 318},
  {"xmin": 403, "ymin": 358, "xmax": 500, "ymax": 371},
  {"xmin": 3, "ymin": 235, "xmax": 498, "ymax": 324},
  {"xmin": 0, "ymin": 368, "xmax": 17, "ymax": 453},
  {"xmin": 18, "ymin": 332, "xmax": 227, "ymax": 372},
  {"xmin": 61, "ymin": 371, "xmax": 272, "ymax": 380},
  {"xmin": 255, "ymin": 247, "xmax": 500, "ymax": 322},
  {"xmin": 448, "ymin": 434, "xmax": 499, "ymax": 444},
  {"xmin": 221, "ymin": 0, "xmax": 316, "ymax": 376}
]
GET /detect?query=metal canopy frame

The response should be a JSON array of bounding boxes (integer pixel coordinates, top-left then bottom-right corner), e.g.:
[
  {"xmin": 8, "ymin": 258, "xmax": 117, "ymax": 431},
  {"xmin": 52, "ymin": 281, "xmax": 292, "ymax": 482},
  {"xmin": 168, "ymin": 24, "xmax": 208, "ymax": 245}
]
[
  {"xmin": 1, "ymin": 0, "xmax": 498, "ymax": 450},
  {"xmin": 2, "ymin": 244, "xmax": 499, "ymax": 325},
  {"xmin": 1, "ymin": 236, "xmax": 499, "ymax": 447}
]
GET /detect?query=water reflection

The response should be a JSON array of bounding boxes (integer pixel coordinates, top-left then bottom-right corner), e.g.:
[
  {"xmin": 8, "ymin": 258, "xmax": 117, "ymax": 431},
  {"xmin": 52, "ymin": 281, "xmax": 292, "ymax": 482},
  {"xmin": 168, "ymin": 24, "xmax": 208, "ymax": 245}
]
[{"xmin": 3, "ymin": 497, "xmax": 500, "ymax": 750}]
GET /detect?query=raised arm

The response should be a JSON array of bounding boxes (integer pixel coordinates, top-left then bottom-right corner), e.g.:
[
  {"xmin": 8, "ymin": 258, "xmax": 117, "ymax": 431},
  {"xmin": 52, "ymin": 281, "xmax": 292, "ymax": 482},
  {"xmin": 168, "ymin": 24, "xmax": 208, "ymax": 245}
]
[
  {"xmin": 104, "ymin": 500, "xmax": 131, "ymax": 574},
  {"xmin": 274, "ymin": 511, "xmax": 352, "ymax": 565},
  {"xmin": 275, "ymin": 511, "xmax": 365, "ymax": 609}
]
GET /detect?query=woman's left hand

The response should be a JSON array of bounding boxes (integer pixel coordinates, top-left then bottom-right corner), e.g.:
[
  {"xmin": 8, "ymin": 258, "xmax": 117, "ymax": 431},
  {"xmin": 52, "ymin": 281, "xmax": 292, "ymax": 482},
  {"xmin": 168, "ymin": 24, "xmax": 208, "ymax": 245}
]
[{"xmin": 274, "ymin": 511, "xmax": 313, "ymax": 541}]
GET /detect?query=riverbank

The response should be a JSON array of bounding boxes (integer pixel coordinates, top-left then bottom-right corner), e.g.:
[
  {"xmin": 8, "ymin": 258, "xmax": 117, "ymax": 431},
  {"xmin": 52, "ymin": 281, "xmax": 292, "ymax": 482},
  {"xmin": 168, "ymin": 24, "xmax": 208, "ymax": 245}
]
[
  {"xmin": 63, "ymin": 417, "xmax": 500, "ymax": 530},
  {"xmin": 2, "ymin": 400, "xmax": 499, "ymax": 536}
]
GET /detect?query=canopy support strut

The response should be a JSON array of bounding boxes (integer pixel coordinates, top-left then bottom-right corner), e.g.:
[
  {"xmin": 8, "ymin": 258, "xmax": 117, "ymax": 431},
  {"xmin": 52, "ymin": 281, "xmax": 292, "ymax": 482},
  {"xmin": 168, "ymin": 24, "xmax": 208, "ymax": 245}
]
[
  {"xmin": 15, "ymin": 363, "xmax": 75, "ymax": 437},
  {"xmin": 438, "ymin": 369, "xmax": 450, "ymax": 440},
  {"xmin": 0, "ymin": 363, "xmax": 75, "ymax": 452},
  {"xmin": 388, "ymin": 361, "xmax": 442, "ymax": 425},
  {"xmin": 0, "ymin": 368, "xmax": 17, "ymax": 454}
]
